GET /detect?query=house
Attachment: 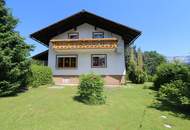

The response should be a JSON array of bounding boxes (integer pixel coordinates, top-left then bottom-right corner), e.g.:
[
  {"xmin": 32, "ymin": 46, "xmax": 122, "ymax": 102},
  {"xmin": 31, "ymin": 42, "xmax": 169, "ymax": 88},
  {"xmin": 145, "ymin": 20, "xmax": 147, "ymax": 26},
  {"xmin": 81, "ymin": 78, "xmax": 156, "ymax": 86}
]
[{"xmin": 31, "ymin": 10, "xmax": 141, "ymax": 85}]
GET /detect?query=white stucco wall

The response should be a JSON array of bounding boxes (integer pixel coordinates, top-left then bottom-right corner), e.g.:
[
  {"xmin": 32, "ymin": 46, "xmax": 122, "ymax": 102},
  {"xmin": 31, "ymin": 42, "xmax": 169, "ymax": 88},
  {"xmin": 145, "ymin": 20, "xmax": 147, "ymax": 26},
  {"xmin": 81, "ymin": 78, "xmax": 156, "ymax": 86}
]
[{"xmin": 48, "ymin": 23, "xmax": 126, "ymax": 75}]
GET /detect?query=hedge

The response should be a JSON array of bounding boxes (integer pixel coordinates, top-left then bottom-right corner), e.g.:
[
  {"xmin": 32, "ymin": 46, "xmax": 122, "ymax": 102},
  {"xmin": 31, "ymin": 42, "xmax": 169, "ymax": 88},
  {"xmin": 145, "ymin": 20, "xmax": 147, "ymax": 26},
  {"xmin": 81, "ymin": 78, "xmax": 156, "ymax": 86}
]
[{"xmin": 29, "ymin": 64, "xmax": 53, "ymax": 87}]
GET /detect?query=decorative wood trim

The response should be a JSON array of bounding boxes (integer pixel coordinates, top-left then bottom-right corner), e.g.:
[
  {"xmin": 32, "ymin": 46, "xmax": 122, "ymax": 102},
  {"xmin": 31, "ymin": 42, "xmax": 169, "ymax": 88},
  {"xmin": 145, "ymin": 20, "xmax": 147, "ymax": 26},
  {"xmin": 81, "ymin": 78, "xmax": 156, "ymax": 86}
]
[{"xmin": 51, "ymin": 38, "xmax": 118, "ymax": 50}]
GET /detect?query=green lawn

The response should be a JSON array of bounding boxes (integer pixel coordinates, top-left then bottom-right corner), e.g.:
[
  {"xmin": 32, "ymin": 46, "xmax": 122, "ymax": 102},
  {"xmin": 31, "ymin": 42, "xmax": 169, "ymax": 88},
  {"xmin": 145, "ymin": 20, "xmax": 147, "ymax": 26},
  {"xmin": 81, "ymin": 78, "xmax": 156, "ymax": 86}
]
[{"xmin": 0, "ymin": 83, "xmax": 190, "ymax": 130}]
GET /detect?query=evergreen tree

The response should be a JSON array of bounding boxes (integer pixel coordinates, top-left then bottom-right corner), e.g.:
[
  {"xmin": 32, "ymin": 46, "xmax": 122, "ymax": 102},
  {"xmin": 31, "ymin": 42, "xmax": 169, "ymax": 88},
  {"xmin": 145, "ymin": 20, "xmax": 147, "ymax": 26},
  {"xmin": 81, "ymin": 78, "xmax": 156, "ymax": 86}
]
[
  {"xmin": 129, "ymin": 47, "xmax": 136, "ymax": 64},
  {"xmin": 137, "ymin": 48, "xmax": 143, "ymax": 70},
  {"xmin": 0, "ymin": 0, "xmax": 31, "ymax": 96}
]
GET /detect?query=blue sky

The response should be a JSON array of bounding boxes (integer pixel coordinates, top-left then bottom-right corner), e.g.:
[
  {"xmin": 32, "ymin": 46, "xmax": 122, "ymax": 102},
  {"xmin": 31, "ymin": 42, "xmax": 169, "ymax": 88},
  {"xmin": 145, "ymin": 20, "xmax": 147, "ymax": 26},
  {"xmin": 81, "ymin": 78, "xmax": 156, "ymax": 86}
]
[{"xmin": 6, "ymin": 0, "xmax": 190, "ymax": 57}]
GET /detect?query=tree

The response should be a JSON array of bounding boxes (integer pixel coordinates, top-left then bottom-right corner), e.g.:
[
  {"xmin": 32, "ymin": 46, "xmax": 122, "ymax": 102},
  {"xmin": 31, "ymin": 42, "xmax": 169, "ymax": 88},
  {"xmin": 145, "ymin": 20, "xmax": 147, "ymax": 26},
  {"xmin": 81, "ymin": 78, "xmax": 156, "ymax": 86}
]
[
  {"xmin": 0, "ymin": 0, "xmax": 32, "ymax": 96},
  {"xmin": 137, "ymin": 48, "xmax": 143, "ymax": 70},
  {"xmin": 144, "ymin": 51, "xmax": 166, "ymax": 75},
  {"xmin": 125, "ymin": 45, "xmax": 137, "ymax": 68}
]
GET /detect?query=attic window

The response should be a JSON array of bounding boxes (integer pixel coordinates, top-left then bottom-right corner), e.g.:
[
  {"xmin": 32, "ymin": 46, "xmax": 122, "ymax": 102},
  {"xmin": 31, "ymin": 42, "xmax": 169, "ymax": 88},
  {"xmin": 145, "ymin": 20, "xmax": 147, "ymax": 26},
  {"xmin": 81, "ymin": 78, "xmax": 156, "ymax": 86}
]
[
  {"xmin": 93, "ymin": 32, "xmax": 104, "ymax": 38},
  {"xmin": 68, "ymin": 32, "xmax": 79, "ymax": 39}
]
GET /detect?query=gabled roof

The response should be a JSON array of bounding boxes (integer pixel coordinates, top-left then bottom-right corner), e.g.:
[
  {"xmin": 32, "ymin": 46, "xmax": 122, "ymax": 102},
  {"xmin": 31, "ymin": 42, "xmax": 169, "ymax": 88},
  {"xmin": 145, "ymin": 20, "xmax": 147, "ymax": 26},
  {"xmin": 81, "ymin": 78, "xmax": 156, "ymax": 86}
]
[{"xmin": 30, "ymin": 10, "xmax": 141, "ymax": 46}]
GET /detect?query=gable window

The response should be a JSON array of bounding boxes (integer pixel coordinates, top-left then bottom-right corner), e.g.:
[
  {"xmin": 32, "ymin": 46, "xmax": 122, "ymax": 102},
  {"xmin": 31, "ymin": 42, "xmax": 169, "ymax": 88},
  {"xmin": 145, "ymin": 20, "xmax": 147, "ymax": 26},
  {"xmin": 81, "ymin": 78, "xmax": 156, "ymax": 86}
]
[
  {"xmin": 68, "ymin": 32, "xmax": 79, "ymax": 39},
  {"xmin": 57, "ymin": 55, "xmax": 77, "ymax": 68},
  {"xmin": 91, "ymin": 54, "xmax": 107, "ymax": 68},
  {"xmin": 93, "ymin": 32, "xmax": 104, "ymax": 38}
]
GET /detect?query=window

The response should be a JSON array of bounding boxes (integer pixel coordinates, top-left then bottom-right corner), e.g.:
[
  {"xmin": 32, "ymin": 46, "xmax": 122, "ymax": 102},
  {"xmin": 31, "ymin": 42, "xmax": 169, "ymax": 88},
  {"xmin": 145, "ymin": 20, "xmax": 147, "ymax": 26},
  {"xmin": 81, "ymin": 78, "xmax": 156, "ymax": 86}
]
[
  {"xmin": 91, "ymin": 54, "xmax": 107, "ymax": 68},
  {"xmin": 68, "ymin": 32, "xmax": 79, "ymax": 39},
  {"xmin": 93, "ymin": 32, "xmax": 104, "ymax": 38},
  {"xmin": 57, "ymin": 55, "xmax": 77, "ymax": 68}
]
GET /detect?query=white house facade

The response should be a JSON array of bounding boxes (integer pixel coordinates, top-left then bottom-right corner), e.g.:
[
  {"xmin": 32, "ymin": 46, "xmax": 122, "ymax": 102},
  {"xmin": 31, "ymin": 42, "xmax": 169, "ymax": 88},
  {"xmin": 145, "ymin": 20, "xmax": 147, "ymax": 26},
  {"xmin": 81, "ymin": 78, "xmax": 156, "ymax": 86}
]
[{"xmin": 31, "ymin": 10, "xmax": 141, "ymax": 85}]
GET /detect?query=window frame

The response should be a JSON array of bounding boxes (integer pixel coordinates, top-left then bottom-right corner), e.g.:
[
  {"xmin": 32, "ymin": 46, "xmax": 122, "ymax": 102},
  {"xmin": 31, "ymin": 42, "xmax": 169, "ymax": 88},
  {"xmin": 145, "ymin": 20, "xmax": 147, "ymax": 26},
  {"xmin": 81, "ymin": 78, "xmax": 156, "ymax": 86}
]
[
  {"xmin": 91, "ymin": 54, "xmax": 107, "ymax": 68},
  {"xmin": 56, "ymin": 54, "xmax": 78, "ymax": 69},
  {"xmin": 68, "ymin": 32, "xmax": 79, "ymax": 39},
  {"xmin": 92, "ymin": 32, "xmax": 104, "ymax": 38}
]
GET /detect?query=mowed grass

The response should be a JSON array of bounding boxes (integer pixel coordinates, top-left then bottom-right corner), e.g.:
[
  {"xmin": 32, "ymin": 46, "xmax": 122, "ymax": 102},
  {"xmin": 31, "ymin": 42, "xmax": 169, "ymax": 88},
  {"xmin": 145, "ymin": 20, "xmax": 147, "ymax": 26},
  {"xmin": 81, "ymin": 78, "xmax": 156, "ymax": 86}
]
[{"xmin": 0, "ymin": 83, "xmax": 190, "ymax": 130}]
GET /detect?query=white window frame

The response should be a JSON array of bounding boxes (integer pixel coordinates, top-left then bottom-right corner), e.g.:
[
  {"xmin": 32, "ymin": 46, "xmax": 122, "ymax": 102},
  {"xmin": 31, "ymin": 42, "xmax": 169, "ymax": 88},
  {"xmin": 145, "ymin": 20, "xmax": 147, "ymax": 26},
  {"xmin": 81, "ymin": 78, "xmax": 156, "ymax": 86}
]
[
  {"xmin": 68, "ymin": 32, "xmax": 79, "ymax": 39},
  {"xmin": 56, "ymin": 55, "xmax": 78, "ymax": 69},
  {"xmin": 91, "ymin": 54, "xmax": 107, "ymax": 68},
  {"xmin": 92, "ymin": 32, "xmax": 104, "ymax": 38}
]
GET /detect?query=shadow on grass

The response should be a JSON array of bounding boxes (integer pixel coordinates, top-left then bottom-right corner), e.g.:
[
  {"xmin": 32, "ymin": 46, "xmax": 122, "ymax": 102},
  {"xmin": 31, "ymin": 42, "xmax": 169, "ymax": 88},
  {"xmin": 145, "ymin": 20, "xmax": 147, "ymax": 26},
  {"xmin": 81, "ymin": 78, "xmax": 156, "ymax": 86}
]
[
  {"xmin": 149, "ymin": 100, "xmax": 190, "ymax": 120},
  {"xmin": 145, "ymin": 83, "xmax": 190, "ymax": 120},
  {"xmin": 73, "ymin": 95, "xmax": 82, "ymax": 102},
  {"xmin": 143, "ymin": 82, "xmax": 157, "ymax": 91},
  {"xmin": 0, "ymin": 87, "xmax": 28, "ymax": 98},
  {"xmin": 72, "ymin": 95, "xmax": 88, "ymax": 105}
]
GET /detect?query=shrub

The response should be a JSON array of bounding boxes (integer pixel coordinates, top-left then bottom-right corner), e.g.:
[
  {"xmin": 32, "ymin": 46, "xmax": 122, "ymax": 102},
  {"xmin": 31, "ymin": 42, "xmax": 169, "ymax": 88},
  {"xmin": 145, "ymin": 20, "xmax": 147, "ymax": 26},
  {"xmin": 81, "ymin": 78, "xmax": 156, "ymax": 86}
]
[
  {"xmin": 128, "ymin": 62, "xmax": 147, "ymax": 84},
  {"xmin": 158, "ymin": 80, "xmax": 190, "ymax": 108},
  {"xmin": 31, "ymin": 59, "xmax": 45, "ymax": 66},
  {"xmin": 147, "ymin": 75, "xmax": 156, "ymax": 82},
  {"xmin": 154, "ymin": 62, "xmax": 190, "ymax": 90},
  {"xmin": 29, "ymin": 64, "xmax": 53, "ymax": 87},
  {"xmin": 131, "ymin": 69, "xmax": 147, "ymax": 84},
  {"xmin": 77, "ymin": 73, "xmax": 106, "ymax": 105}
]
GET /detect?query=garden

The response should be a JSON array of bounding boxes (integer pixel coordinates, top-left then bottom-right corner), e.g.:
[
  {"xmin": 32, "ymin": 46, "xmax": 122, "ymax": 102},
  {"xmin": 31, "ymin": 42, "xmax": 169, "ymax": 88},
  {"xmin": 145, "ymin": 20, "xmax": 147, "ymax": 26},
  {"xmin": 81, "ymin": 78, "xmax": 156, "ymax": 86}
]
[
  {"xmin": 0, "ymin": 0, "xmax": 190, "ymax": 129},
  {"xmin": 1, "ymin": 83, "xmax": 190, "ymax": 130}
]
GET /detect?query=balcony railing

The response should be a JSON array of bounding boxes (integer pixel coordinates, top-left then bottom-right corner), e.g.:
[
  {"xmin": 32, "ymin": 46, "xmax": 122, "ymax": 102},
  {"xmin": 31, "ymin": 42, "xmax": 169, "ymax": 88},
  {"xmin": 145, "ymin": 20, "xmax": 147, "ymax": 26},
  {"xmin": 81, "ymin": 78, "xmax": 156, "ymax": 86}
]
[{"xmin": 51, "ymin": 38, "xmax": 118, "ymax": 50}]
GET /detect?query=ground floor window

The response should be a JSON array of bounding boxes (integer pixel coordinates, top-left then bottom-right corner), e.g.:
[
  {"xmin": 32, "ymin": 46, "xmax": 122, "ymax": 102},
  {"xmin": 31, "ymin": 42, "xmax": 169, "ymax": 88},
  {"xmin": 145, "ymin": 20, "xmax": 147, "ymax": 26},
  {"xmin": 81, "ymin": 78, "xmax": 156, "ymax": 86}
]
[
  {"xmin": 91, "ymin": 54, "xmax": 107, "ymax": 68},
  {"xmin": 56, "ymin": 55, "xmax": 77, "ymax": 68}
]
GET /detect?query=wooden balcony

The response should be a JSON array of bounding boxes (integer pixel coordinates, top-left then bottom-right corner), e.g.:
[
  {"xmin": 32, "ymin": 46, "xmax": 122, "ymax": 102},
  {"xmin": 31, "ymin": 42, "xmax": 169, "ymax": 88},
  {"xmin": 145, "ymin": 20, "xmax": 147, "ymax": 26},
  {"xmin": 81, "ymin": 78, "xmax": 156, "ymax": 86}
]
[{"xmin": 51, "ymin": 38, "xmax": 118, "ymax": 50}]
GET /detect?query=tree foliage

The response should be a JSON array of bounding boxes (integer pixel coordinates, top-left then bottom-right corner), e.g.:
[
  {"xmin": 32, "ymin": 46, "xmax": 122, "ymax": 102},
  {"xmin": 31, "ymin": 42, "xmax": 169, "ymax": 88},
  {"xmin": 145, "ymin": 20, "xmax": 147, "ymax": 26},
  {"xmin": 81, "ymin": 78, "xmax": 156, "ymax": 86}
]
[
  {"xmin": 144, "ymin": 51, "xmax": 166, "ymax": 75},
  {"xmin": 127, "ymin": 47, "xmax": 147, "ymax": 84},
  {"xmin": 0, "ymin": 0, "xmax": 32, "ymax": 96},
  {"xmin": 137, "ymin": 48, "xmax": 143, "ymax": 70},
  {"xmin": 158, "ymin": 80, "xmax": 190, "ymax": 108},
  {"xmin": 154, "ymin": 62, "xmax": 190, "ymax": 90}
]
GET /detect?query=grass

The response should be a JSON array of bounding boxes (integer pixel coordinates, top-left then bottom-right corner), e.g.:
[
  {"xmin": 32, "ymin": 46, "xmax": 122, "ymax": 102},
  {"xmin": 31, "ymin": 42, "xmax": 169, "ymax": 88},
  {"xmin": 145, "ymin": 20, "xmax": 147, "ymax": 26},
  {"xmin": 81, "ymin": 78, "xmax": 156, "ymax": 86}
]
[{"xmin": 0, "ymin": 83, "xmax": 190, "ymax": 130}]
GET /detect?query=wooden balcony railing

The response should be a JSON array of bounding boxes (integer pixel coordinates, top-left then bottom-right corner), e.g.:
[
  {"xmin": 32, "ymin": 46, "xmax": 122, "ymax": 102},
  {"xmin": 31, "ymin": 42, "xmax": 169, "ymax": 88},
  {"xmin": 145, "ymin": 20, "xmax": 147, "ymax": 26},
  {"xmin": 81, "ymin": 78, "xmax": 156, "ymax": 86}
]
[{"xmin": 51, "ymin": 38, "xmax": 118, "ymax": 50}]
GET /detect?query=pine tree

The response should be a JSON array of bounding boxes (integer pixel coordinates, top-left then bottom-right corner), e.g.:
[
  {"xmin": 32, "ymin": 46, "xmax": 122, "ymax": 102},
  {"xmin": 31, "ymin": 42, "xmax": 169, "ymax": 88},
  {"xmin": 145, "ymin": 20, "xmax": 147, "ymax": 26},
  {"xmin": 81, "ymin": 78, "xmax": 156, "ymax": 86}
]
[
  {"xmin": 137, "ymin": 48, "xmax": 143, "ymax": 70},
  {"xmin": 0, "ymin": 0, "xmax": 31, "ymax": 96},
  {"xmin": 129, "ymin": 47, "xmax": 136, "ymax": 64}
]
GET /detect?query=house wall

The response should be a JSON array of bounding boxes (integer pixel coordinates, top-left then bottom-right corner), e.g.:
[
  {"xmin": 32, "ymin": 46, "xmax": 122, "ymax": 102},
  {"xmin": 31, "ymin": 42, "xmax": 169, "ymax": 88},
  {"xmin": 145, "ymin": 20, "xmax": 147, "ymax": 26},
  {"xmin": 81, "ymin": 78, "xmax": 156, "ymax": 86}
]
[{"xmin": 48, "ymin": 23, "xmax": 126, "ymax": 85}]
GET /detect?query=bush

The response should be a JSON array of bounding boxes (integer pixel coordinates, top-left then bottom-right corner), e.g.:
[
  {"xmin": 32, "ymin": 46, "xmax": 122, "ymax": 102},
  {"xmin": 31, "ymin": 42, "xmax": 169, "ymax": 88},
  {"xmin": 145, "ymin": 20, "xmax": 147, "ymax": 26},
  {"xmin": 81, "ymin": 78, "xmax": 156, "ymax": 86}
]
[
  {"xmin": 131, "ymin": 69, "xmax": 147, "ymax": 84},
  {"xmin": 31, "ymin": 59, "xmax": 45, "ymax": 66},
  {"xmin": 154, "ymin": 62, "xmax": 190, "ymax": 90},
  {"xmin": 77, "ymin": 73, "xmax": 106, "ymax": 105},
  {"xmin": 147, "ymin": 75, "xmax": 156, "ymax": 82},
  {"xmin": 29, "ymin": 64, "xmax": 53, "ymax": 87},
  {"xmin": 158, "ymin": 80, "xmax": 190, "ymax": 108},
  {"xmin": 128, "ymin": 63, "xmax": 147, "ymax": 84}
]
